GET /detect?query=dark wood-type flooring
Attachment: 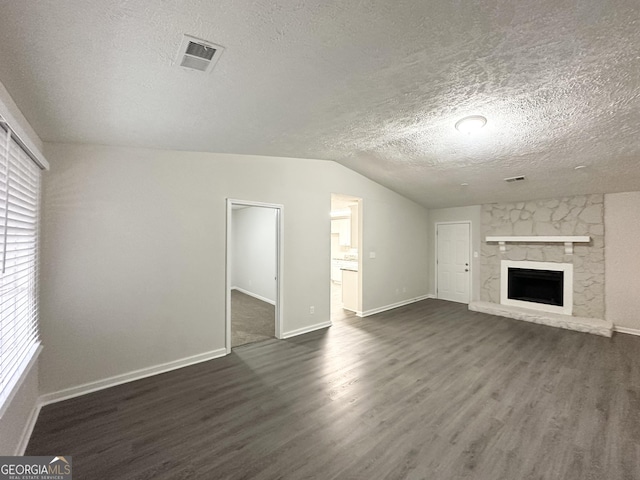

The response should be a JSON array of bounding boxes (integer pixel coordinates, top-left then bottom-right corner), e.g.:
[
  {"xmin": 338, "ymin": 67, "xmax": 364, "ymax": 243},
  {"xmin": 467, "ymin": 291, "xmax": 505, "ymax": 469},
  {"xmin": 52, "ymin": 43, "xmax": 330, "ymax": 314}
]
[
  {"xmin": 27, "ymin": 299, "xmax": 640, "ymax": 479},
  {"xmin": 231, "ymin": 290, "xmax": 275, "ymax": 347}
]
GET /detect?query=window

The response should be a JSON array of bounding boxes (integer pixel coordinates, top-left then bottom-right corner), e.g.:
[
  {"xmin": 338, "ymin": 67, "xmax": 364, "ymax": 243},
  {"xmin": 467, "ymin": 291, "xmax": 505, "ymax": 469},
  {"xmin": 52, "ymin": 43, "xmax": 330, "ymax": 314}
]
[{"xmin": 0, "ymin": 121, "xmax": 42, "ymax": 412}]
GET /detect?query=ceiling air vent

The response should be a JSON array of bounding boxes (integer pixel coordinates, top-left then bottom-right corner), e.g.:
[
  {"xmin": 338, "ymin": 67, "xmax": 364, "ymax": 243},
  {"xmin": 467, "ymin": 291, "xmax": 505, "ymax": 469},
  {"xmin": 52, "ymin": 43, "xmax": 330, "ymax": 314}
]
[
  {"xmin": 504, "ymin": 175, "xmax": 526, "ymax": 183},
  {"xmin": 176, "ymin": 35, "xmax": 225, "ymax": 73}
]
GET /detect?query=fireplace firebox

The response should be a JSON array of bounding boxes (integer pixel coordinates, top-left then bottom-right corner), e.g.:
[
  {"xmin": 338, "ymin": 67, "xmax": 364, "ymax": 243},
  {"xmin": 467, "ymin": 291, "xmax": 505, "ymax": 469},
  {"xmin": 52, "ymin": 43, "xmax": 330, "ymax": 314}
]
[
  {"xmin": 500, "ymin": 260, "xmax": 573, "ymax": 315},
  {"xmin": 508, "ymin": 268, "xmax": 563, "ymax": 307}
]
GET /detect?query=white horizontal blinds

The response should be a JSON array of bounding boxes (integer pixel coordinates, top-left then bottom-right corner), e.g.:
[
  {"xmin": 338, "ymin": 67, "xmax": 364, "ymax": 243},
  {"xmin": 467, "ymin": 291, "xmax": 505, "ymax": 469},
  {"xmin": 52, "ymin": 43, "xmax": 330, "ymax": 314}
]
[{"xmin": 0, "ymin": 122, "xmax": 40, "ymax": 408}]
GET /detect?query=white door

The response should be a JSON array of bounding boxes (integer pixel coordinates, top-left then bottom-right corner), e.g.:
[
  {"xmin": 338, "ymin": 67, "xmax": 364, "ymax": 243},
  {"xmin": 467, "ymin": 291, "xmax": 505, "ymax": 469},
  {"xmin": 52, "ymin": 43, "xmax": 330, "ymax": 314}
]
[{"xmin": 437, "ymin": 223, "xmax": 470, "ymax": 304}]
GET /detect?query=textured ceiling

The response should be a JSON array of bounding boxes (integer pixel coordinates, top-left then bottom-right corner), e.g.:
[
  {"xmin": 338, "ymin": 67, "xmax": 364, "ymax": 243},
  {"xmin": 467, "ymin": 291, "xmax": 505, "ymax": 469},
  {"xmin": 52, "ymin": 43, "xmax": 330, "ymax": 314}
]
[{"xmin": 1, "ymin": 0, "xmax": 640, "ymax": 208}]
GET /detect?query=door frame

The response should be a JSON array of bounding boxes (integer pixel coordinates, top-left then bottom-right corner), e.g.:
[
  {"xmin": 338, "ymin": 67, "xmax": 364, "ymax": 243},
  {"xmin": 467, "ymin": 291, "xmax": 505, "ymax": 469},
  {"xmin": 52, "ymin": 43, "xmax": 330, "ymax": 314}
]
[
  {"xmin": 435, "ymin": 221, "xmax": 472, "ymax": 303},
  {"xmin": 226, "ymin": 199, "xmax": 284, "ymax": 353},
  {"xmin": 330, "ymin": 194, "xmax": 363, "ymax": 316}
]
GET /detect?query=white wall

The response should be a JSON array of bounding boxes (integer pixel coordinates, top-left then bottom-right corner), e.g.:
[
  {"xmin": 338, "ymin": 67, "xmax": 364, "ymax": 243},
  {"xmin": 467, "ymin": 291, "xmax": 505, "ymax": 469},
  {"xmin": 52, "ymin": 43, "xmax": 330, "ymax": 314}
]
[
  {"xmin": 232, "ymin": 206, "xmax": 277, "ymax": 303},
  {"xmin": 605, "ymin": 191, "xmax": 640, "ymax": 331},
  {"xmin": 427, "ymin": 205, "xmax": 482, "ymax": 301},
  {"xmin": 39, "ymin": 143, "xmax": 430, "ymax": 395},
  {"xmin": 0, "ymin": 80, "xmax": 43, "ymax": 455},
  {"xmin": 0, "ymin": 360, "xmax": 39, "ymax": 455}
]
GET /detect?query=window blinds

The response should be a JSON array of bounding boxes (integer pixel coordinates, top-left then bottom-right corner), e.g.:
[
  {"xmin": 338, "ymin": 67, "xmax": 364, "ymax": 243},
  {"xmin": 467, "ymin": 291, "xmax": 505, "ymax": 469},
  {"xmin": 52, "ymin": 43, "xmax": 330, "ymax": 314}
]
[{"xmin": 0, "ymin": 121, "xmax": 41, "ymax": 411}]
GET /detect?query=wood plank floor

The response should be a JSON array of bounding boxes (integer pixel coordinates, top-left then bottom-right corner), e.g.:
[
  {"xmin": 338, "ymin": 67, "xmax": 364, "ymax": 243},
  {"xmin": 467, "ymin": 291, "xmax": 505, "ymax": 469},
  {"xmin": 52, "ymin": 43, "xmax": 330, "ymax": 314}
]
[{"xmin": 27, "ymin": 299, "xmax": 640, "ymax": 479}]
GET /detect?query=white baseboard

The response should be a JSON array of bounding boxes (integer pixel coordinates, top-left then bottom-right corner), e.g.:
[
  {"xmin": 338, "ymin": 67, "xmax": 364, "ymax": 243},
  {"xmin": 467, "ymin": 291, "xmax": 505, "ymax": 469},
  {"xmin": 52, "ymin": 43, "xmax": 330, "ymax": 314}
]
[
  {"xmin": 281, "ymin": 321, "xmax": 332, "ymax": 339},
  {"xmin": 614, "ymin": 326, "xmax": 640, "ymax": 336},
  {"xmin": 39, "ymin": 348, "xmax": 227, "ymax": 407},
  {"xmin": 15, "ymin": 403, "xmax": 42, "ymax": 455},
  {"xmin": 231, "ymin": 286, "xmax": 276, "ymax": 305},
  {"xmin": 358, "ymin": 294, "xmax": 433, "ymax": 317}
]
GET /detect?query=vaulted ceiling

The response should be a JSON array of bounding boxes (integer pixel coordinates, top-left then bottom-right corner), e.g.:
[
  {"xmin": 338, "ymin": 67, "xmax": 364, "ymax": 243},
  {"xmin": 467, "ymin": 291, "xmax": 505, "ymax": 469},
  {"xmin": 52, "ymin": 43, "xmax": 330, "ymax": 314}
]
[{"xmin": 1, "ymin": 0, "xmax": 639, "ymax": 208}]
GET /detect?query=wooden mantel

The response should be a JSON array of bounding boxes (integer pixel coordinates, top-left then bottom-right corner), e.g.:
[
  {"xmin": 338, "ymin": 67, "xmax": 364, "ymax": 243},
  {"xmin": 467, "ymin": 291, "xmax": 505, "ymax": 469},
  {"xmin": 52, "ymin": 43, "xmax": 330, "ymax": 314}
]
[{"xmin": 485, "ymin": 236, "xmax": 591, "ymax": 255}]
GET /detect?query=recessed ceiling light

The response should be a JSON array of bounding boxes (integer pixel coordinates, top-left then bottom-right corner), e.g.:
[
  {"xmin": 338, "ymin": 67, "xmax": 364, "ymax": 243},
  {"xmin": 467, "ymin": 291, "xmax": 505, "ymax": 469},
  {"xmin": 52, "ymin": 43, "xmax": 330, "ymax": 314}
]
[
  {"xmin": 574, "ymin": 165, "xmax": 587, "ymax": 170},
  {"xmin": 460, "ymin": 183, "xmax": 469, "ymax": 186},
  {"xmin": 455, "ymin": 115, "xmax": 487, "ymax": 134}
]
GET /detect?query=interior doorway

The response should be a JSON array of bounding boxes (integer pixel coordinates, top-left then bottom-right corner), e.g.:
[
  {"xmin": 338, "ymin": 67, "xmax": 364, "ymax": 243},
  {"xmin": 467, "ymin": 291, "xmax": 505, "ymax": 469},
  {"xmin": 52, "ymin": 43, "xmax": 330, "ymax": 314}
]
[
  {"xmin": 226, "ymin": 199, "xmax": 283, "ymax": 353},
  {"xmin": 330, "ymin": 194, "xmax": 362, "ymax": 320},
  {"xmin": 436, "ymin": 222, "xmax": 471, "ymax": 304}
]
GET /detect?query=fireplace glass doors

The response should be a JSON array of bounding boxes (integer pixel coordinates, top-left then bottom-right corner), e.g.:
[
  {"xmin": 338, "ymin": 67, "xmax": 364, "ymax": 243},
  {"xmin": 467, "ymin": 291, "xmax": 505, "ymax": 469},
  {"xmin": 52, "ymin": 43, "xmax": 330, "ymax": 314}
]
[{"xmin": 507, "ymin": 268, "xmax": 563, "ymax": 307}]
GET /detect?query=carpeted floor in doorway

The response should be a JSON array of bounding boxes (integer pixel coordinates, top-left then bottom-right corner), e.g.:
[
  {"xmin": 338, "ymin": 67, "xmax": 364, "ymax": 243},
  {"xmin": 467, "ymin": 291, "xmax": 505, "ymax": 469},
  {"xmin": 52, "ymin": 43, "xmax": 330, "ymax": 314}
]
[{"xmin": 231, "ymin": 290, "xmax": 275, "ymax": 347}]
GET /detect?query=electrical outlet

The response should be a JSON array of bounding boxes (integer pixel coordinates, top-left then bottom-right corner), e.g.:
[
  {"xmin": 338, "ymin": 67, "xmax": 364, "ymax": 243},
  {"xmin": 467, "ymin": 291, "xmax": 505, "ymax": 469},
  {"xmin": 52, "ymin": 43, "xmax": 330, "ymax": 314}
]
[{"xmin": 310, "ymin": 306, "xmax": 315, "ymax": 314}]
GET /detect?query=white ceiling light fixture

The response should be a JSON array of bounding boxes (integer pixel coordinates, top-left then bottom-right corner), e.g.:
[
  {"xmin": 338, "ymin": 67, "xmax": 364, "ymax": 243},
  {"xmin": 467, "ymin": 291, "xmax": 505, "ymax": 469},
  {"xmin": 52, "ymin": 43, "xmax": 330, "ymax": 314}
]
[
  {"xmin": 455, "ymin": 115, "xmax": 487, "ymax": 134},
  {"xmin": 175, "ymin": 34, "xmax": 225, "ymax": 73}
]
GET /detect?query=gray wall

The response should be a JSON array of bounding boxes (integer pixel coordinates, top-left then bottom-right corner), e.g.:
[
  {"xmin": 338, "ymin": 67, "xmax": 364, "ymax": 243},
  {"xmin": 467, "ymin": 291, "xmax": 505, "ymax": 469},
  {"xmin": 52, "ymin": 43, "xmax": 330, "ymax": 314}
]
[
  {"xmin": 39, "ymin": 143, "xmax": 430, "ymax": 395},
  {"xmin": 427, "ymin": 205, "xmax": 482, "ymax": 301},
  {"xmin": 480, "ymin": 195, "xmax": 605, "ymax": 319},
  {"xmin": 232, "ymin": 206, "xmax": 277, "ymax": 303},
  {"xmin": 605, "ymin": 192, "xmax": 640, "ymax": 331}
]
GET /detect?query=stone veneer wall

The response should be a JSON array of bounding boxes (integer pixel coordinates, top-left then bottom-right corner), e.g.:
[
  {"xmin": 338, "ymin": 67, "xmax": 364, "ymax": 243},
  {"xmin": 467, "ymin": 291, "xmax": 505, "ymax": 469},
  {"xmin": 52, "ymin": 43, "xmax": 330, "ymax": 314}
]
[{"xmin": 480, "ymin": 194, "xmax": 605, "ymax": 319}]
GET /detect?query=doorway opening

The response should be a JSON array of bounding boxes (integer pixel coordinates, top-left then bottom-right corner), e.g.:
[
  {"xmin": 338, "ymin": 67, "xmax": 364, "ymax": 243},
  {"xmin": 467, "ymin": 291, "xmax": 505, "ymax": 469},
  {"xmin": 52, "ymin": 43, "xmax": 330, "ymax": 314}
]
[
  {"xmin": 330, "ymin": 194, "xmax": 362, "ymax": 320},
  {"xmin": 435, "ymin": 222, "xmax": 471, "ymax": 304},
  {"xmin": 226, "ymin": 199, "xmax": 283, "ymax": 353}
]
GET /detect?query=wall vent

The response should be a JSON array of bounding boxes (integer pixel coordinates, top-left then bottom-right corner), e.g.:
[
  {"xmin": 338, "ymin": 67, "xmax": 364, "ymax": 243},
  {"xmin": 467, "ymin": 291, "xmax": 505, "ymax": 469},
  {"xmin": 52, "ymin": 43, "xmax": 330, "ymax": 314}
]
[
  {"xmin": 176, "ymin": 35, "xmax": 225, "ymax": 73},
  {"xmin": 504, "ymin": 175, "xmax": 526, "ymax": 183}
]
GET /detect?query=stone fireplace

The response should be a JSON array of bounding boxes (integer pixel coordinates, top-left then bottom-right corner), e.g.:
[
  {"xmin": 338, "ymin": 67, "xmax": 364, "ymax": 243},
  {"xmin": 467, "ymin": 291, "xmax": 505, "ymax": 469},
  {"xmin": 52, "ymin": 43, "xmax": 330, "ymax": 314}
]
[{"xmin": 480, "ymin": 194, "xmax": 605, "ymax": 319}]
